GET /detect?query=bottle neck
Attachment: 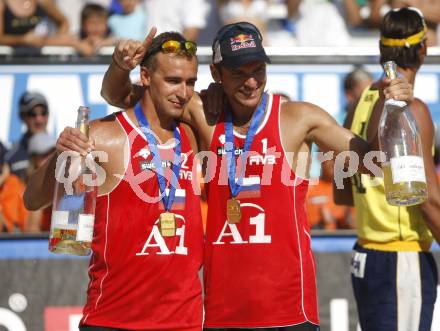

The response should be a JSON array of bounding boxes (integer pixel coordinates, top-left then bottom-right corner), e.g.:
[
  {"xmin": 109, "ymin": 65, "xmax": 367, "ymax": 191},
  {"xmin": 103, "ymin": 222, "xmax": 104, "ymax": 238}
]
[{"xmin": 76, "ymin": 121, "xmax": 89, "ymax": 137}]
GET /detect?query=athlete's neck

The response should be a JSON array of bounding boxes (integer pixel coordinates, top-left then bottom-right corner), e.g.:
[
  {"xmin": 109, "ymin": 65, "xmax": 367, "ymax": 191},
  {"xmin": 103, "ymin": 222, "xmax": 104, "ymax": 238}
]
[
  {"xmin": 139, "ymin": 97, "xmax": 176, "ymax": 142},
  {"xmin": 229, "ymin": 98, "xmax": 266, "ymax": 133}
]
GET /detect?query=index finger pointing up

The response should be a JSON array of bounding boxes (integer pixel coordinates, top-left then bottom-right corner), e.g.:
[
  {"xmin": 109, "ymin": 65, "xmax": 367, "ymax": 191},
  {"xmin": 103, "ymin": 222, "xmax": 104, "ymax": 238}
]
[{"xmin": 142, "ymin": 27, "xmax": 157, "ymax": 49}]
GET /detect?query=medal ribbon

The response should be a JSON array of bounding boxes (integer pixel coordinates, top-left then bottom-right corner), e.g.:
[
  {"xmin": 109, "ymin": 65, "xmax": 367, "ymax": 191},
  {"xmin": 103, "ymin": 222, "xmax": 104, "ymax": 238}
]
[
  {"xmin": 134, "ymin": 104, "xmax": 181, "ymax": 211},
  {"xmin": 225, "ymin": 93, "xmax": 267, "ymax": 197}
]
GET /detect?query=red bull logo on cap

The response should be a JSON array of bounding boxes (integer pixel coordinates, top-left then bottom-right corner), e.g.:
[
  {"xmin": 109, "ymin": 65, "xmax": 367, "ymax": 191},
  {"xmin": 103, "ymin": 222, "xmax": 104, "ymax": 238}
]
[{"xmin": 230, "ymin": 33, "xmax": 256, "ymax": 51}]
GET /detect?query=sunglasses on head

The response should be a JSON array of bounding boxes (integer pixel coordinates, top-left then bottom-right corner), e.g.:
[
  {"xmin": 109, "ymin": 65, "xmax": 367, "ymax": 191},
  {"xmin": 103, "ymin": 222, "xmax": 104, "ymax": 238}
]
[
  {"xmin": 161, "ymin": 40, "xmax": 197, "ymax": 55},
  {"xmin": 26, "ymin": 109, "xmax": 48, "ymax": 118}
]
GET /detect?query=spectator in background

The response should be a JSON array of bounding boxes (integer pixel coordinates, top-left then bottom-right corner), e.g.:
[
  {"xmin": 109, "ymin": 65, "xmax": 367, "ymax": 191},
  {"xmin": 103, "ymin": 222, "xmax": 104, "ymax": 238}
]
[
  {"xmin": 391, "ymin": 1, "xmax": 440, "ymax": 46},
  {"xmin": 0, "ymin": 0, "xmax": 109, "ymax": 56},
  {"xmin": 0, "ymin": 146, "xmax": 28, "ymax": 233},
  {"xmin": 344, "ymin": 0, "xmax": 440, "ymax": 46},
  {"xmin": 25, "ymin": 132, "xmax": 56, "ymax": 232},
  {"xmin": 343, "ymin": 0, "xmax": 390, "ymax": 30},
  {"xmin": 217, "ymin": 0, "xmax": 268, "ymax": 41},
  {"xmin": 6, "ymin": 91, "xmax": 49, "ymax": 181},
  {"xmin": 287, "ymin": 0, "xmax": 351, "ymax": 46},
  {"xmin": 144, "ymin": 0, "xmax": 210, "ymax": 41},
  {"xmin": 307, "ymin": 154, "xmax": 355, "ymax": 230},
  {"xmin": 108, "ymin": 0, "xmax": 146, "ymax": 41},
  {"xmin": 0, "ymin": 0, "xmax": 69, "ymax": 54},
  {"xmin": 79, "ymin": 3, "xmax": 114, "ymax": 54},
  {"xmin": 343, "ymin": 66, "xmax": 374, "ymax": 114},
  {"xmin": 55, "ymin": 0, "xmax": 111, "ymax": 35}
]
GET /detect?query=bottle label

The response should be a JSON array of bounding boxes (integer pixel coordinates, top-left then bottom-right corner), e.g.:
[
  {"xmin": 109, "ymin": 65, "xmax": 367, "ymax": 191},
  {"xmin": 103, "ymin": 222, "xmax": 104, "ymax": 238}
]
[
  {"xmin": 51, "ymin": 211, "xmax": 69, "ymax": 228},
  {"xmin": 76, "ymin": 214, "xmax": 95, "ymax": 242},
  {"xmin": 390, "ymin": 156, "xmax": 426, "ymax": 184},
  {"xmin": 385, "ymin": 99, "xmax": 407, "ymax": 108}
]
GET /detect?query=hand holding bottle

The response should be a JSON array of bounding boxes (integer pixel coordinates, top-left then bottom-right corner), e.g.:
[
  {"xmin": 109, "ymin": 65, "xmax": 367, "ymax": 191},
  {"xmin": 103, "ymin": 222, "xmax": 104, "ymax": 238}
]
[
  {"xmin": 378, "ymin": 61, "xmax": 427, "ymax": 206},
  {"xmin": 50, "ymin": 107, "xmax": 97, "ymax": 256},
  {"xmin": 382, "ymin": 76, "xmax": 414, "ymax": 103},
  {"xmin": 56, "ymin": 126, "xmax": 93, "ymax": 157}
]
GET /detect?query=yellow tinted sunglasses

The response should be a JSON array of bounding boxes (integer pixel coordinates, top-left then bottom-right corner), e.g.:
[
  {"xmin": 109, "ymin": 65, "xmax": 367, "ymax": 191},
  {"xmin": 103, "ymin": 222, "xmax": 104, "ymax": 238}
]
[{"xmin": 162, "ymin": 40, "xmax": 197, "ymax": 55}]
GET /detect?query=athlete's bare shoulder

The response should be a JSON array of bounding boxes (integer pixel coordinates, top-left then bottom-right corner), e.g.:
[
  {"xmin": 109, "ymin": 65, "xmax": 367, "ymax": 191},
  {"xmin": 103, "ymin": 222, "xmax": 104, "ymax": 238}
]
[
  {"xmin": 88, "ymin": 112, "xmax": 129, "ymax": 193},
  {"xmin": 411, "ymin": 97, "xmax": 429, "ymax": 111},
  {"xmin": 410, "ymin": 97, "xmax": 434, "ymax": 133},
  {"xmin": 89, "ymin": 112, "xmax": 126, "ymax": 152}
]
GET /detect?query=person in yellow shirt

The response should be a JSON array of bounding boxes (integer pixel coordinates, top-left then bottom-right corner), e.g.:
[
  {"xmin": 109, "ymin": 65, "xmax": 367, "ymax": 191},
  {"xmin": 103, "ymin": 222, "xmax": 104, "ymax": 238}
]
[{"xmin": 335, "ymin": 7, "xmax": 440, "ymax": 331}]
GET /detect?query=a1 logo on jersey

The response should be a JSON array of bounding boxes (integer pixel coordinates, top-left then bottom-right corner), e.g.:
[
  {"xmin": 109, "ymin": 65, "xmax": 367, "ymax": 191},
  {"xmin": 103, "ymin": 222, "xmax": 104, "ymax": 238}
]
[
  {"xmin": 213, "ymin": 203, "xmax": 271, "ymax": 245},
  {"xmin": 136, "ymin": 214, "xmax": 188, "ymax": 256}
]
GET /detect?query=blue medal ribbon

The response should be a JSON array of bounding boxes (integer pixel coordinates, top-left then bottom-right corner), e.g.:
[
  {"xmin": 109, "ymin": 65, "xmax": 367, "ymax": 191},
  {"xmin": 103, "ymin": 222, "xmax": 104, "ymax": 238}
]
[
  {"xmin": 225, "ymin": 93, "xmax": 267, "ymax": 197},
  {"xmin": 134, "ymin": 104, "xmax": 181, "ymax": 211}
]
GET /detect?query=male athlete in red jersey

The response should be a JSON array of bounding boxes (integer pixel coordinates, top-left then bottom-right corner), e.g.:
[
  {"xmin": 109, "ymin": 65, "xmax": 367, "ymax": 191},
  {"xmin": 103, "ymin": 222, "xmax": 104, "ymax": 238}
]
[
  {"xmin": 24, "ymin": 32, "xmax": 204, "ymax": 331},
  {"xmin": 101, "ymin": 23, "xmax": 413, "ymax": 330}
]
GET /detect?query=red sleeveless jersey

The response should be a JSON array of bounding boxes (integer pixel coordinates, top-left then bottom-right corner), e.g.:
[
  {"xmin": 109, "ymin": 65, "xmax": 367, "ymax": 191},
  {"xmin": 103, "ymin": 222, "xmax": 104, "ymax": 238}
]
[
  {"xmin": 204, "ymin": 93, "xmax": 319, "ymax": 327},
  {"xmin": 80, "ymin": 111, "xmax": 204, "ymax": 330}
]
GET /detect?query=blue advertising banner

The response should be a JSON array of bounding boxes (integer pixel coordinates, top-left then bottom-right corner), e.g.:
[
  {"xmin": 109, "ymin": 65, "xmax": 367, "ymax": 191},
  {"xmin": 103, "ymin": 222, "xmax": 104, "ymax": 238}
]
[{"xmin": 1, "ymin": 64, "xmax": 440, "ymax": 147}]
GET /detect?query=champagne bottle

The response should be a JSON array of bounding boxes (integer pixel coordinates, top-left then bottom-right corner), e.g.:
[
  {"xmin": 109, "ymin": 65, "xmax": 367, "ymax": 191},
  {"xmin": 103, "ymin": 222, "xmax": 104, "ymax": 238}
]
[
  {"xmin": 378, "ymin": 61, "xmax": 427, "ymax": 206},
  {"xmin": 49, "ymin": 106, "xmax": 97, "ymax": 255}
]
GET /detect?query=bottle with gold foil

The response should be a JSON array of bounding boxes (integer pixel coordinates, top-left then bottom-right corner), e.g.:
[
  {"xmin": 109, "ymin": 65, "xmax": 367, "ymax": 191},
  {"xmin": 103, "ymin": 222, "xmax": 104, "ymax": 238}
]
[
  {"xmin": 378, "ymin": 61, "xmax": 427, "ymax": 206},
  {"xmin": 49, "ymin": 106, "xmax": 97, "ymax": 255}
]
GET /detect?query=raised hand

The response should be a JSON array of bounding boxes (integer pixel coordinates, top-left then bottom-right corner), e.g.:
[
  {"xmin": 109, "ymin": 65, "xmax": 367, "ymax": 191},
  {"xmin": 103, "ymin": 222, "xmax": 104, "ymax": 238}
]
[{"xmin": 112, "ymin": 27, "xmax": 157, "ymax": 71}]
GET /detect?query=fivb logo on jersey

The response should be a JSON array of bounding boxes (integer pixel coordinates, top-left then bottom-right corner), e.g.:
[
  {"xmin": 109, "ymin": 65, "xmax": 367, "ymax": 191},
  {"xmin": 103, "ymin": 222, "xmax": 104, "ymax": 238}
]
[{"xmin": 216, "ymin": 134, "xmax": 277, "ymax": 166}]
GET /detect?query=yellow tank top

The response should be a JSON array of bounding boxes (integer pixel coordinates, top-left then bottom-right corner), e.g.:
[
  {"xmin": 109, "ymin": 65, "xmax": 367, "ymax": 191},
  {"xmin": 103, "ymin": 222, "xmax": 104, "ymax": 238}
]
[{"xmin": 350, "ymin": 87, "xmax": 432, "ymax": 251}]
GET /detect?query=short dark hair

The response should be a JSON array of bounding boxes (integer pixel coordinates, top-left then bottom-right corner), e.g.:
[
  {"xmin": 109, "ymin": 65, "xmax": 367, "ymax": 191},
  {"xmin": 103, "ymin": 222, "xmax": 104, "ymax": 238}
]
[
  {"xmin": 80, "ymin": 3, "xmax": 109, "ymax": 39},
  {"xmin": 141, "ymin": 32, "xmax": 197, "ymax": 71},
  {"xmin": 343, "ymin": 66, "xmax": 373, "ymax": 92},
  {"xmin": 380, "ymin": 7, "xmax": 426, "ymax": 69}
]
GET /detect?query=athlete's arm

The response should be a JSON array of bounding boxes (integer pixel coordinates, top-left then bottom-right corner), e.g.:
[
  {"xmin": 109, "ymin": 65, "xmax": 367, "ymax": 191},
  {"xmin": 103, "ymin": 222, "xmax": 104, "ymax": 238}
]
[
  {"xmin": 409, "ymin": 99, "xmax": 440, "ymax": 243},
  {"xmin": 332, "ymin": 76, "xmax": 412, "ymax": 205},
  {"xmin": 101, "ymin": 29, "xmax": 156, "ymax": 108},
  {"xmin": 304, "ymin": 103, "xmax": 370, "ymax": 166},
  {"xmin": 333, "ymin": 104, "xmax": 356, "ymax": 206},
  {"xmin": 101, "ymin": 63, "xmax": 144, "ymax": 109}
]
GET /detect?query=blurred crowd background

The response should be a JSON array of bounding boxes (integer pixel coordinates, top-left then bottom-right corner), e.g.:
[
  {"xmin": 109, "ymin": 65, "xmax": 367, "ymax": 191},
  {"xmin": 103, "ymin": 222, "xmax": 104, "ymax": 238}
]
[
  {"xmin": 1, "ymin": 0, "xmax": 440, "ymax": 57},
  {"xmin": 2, "ymin": 0, "xmax": 440, "ymax": 234}
]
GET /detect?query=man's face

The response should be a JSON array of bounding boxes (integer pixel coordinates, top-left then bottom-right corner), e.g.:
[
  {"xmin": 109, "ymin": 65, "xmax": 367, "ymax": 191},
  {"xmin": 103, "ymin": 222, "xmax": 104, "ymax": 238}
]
[
  {"xmin": 23, "ymin": 105, "xmax": 48, "ymax": 134},
  {"xmin": 143, "ymin": 52, "xmax": 198, "ymax": 119},
  {"xmin": 220, "ymin": 61, "xmax": 267, "ymax": 109}
]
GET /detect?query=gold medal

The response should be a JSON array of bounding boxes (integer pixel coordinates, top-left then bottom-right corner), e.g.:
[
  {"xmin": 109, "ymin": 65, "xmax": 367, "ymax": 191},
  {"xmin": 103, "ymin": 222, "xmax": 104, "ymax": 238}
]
[
  {"xmin": 159, "ymin": 212, "xmax": 176, "ymax": 237},
  {"xmin": 226, "ymin": 197, "xmax": 241, "ymax": 224}
]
